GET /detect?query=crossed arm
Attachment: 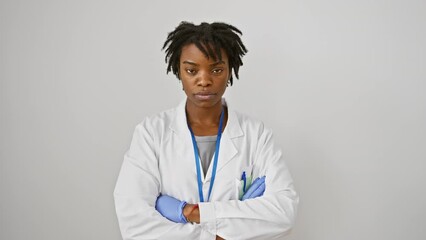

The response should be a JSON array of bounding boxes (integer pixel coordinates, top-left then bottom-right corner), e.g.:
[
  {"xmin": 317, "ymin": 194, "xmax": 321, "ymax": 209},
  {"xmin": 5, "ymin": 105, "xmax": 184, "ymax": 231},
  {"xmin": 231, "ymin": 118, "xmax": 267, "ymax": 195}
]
[
  {"xmin": 155, "ymin": 176, "xmax": 266, "ymax": 223},
  {"xmin": 155, "ymin": 177, "xmax": 265, "ymax": 239},
  {"xmin": 183, "ymin": 176, "xmax": 265, "ymax": 224}
]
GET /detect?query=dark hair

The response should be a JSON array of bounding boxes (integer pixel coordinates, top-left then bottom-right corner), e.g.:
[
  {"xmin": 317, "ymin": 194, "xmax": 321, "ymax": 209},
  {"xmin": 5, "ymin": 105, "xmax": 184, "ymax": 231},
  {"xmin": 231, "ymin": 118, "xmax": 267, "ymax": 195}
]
[{"xmin": 162, "ymin": 21, "xmax": 248, "ymax": 86}]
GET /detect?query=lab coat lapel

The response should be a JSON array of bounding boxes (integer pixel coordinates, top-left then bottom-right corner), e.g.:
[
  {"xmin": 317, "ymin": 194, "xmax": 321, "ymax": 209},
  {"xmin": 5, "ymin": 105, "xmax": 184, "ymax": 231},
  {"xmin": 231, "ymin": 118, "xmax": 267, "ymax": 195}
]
[
  {"xmin": 169, "ymin": 98, "xmax": 244, "ymax": 181},
  {"xmin": 169, "ymin": 99, "xmax": 190, "ymax": 140},
  {"xmin": 214, "ymin": 132, "xmax": 238, "ymax": 173},
  {"xmin": 168, "ymin": 99, "xmax": 198, "ymax": 177},
  {"xmin": 215, "ymin": 106, "xmax": 243, "ymax": 173}
]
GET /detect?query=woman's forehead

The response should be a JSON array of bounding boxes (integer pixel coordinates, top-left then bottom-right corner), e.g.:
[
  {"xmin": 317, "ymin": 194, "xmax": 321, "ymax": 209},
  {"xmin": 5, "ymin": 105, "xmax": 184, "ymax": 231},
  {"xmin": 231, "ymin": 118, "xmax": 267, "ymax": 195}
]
[{"xmin": 180, "ymin": 43, "xmax": 228, "ymax": 63}]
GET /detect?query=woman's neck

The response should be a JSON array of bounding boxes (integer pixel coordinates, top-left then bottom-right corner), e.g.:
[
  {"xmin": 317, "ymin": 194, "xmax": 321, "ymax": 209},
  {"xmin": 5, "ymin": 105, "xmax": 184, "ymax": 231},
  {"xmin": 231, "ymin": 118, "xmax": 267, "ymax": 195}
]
[
  {"xmin": 185, "ymin": 99, "xmax": 223, "ymax": 126},
  {"xmin": 185, "ymin": 99, "xmax": 227, "ymax": 136}
]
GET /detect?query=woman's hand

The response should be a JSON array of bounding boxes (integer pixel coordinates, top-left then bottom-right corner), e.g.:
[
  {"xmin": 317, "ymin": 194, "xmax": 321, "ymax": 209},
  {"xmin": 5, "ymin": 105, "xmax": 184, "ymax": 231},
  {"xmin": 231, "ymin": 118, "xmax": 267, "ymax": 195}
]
[
  {"xmin": 155, "ymin": 195, "xmax": 188, "ymax": 223},
  {"xmin": 242, "ymin": 176, "xmax": 266, "ymax": 200},
  {"xmin": 156, "ymin": 176, "xmax": 266, "ymax": 225},
  {"xmin": 183, "ymin": 203, "xmax": 200, "ymax": 223}
]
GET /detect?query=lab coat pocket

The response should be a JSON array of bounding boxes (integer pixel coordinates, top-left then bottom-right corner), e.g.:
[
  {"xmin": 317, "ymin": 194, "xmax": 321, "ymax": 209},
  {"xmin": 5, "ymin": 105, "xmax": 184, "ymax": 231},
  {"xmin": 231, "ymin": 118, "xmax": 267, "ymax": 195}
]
[
  {"xmin": 235, "ymin": 179, "xmax": 242, "ymax": 200},
  {"xmin": 235, "ymin": 176, "xmax": 253, "ymax": 200}
]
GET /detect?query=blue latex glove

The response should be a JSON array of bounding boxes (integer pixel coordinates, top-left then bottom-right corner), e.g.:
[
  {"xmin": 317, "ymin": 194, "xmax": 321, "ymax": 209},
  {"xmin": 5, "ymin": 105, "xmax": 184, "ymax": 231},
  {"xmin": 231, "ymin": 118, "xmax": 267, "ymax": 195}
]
[
  {"xmin": 242, "ymin": 176, "xmax": 266, "ymax": 200},
  {"xmin": 155, "ymin": 194, "xmax": 187, "ymax": 223}
]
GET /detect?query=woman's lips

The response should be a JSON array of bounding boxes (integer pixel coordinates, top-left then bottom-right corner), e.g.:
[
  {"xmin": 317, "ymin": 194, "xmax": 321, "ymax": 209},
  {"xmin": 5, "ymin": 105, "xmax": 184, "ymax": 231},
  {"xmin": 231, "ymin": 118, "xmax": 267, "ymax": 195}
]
[{"xmin": 194, "ymin": 92, "xmax": 216, "ymax": 101}]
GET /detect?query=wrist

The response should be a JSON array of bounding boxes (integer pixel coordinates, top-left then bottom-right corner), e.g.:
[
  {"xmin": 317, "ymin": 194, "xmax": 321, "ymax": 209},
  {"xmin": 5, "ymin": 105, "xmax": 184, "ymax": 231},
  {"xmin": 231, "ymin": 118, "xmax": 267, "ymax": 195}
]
[
  {"xmin": 179, "ymin": 201, "xmax": 188, "ymax": 223},
  {"xmin": 183, "ymin": 204, "xmax": 200, "ymax": 224}
]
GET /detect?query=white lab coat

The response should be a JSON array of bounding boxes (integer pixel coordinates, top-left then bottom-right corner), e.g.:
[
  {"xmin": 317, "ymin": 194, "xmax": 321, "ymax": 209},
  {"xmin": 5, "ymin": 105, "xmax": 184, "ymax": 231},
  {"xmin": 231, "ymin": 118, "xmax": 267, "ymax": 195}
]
[{"xmin": 114, "ymin": 99, "xmax": 298, "ymax": 240}]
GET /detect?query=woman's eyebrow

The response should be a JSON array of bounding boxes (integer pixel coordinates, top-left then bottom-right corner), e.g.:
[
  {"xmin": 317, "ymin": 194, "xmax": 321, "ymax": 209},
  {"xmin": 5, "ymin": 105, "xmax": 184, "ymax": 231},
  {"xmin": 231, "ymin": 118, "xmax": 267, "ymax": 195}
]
[
  {"xmin": 182, "ymin": 60, "xmax": 198, "ymax": 66},
  {"xmin": 181, "ymin": 60, "xmax": 225, "ymax": 66},
  {"xmin": 210, "ymin": 61, "xmax": 225, "ymax": 67}
]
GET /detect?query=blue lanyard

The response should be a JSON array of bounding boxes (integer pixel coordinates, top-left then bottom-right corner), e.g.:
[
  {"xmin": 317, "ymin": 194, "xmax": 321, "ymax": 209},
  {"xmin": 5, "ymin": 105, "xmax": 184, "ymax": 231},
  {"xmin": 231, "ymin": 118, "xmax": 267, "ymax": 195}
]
[{"xmin": 187, "ymin": 108, "xmax": 225, "ymax": 202}]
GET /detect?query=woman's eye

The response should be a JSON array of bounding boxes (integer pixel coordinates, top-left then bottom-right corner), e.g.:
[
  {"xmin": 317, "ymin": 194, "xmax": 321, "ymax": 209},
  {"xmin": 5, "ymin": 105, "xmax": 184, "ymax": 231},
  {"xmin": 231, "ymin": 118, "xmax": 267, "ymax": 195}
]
[
  {"xmin": 186, "ymin": 69, "xmax": 196, "ymax": 75},
  {"xmin": 212, "ymin": 69, "xmax": 223, "ymax": 74}
]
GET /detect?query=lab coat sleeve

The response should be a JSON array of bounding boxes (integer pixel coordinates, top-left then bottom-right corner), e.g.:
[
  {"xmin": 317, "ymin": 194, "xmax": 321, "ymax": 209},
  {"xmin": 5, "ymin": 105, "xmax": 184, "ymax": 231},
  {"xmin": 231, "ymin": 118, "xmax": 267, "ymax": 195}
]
[
  {"xmin": 198, "ymin": 126, "xmax": 299, "ymax": 240},
  {"xmin": 114, "ymin": 121, "xmax": 215, "ymax": 240}
]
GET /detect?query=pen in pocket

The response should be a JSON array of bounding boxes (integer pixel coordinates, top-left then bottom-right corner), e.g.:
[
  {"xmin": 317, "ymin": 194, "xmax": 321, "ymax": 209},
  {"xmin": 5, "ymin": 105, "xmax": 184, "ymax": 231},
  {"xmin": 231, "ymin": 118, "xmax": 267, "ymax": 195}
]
[{"xmin": 241, "ymin": 171, "xmax": 247, "ymax": 193}]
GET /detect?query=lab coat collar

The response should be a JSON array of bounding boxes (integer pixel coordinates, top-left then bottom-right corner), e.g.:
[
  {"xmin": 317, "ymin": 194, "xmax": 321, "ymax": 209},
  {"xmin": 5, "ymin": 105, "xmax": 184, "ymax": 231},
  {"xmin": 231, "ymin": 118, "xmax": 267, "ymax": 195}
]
[
  {"xmin": 169, "ymin": 98, "xmax": 244, "ymax": 176},
  {"xmin": 169, "ymin": 98, "xmax": 244, "ymax": 139}
]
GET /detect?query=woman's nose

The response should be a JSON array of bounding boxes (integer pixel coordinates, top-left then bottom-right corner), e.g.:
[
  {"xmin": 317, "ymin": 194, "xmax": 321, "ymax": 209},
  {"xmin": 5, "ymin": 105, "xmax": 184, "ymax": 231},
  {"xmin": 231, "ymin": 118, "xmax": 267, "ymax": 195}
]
[{"xmin": 197, "ymin": 71, "xmax": 212, "ymax": 87}]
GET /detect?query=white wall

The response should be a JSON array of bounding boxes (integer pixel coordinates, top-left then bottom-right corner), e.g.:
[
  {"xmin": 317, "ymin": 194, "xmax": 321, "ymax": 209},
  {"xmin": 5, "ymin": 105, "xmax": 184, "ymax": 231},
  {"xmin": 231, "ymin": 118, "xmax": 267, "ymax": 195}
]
[{"xmin": 1, "ymin": 0, "xmax": 425, "ymax": 239}]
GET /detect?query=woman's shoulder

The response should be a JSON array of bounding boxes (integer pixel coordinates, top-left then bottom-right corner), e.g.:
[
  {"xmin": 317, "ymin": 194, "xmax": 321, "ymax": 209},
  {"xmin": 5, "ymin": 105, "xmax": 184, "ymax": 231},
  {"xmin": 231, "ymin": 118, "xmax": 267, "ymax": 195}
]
[
  {"xmin": 134, "ymin": 106, "xmax": 178, "ymax": 132},
  {"xmin": 231, "ymin": 109, "xmax": 271, "ymax": 136},
  {"xmin": 147, "ymin": 107, "xmax": 176, "ymax": 123}
]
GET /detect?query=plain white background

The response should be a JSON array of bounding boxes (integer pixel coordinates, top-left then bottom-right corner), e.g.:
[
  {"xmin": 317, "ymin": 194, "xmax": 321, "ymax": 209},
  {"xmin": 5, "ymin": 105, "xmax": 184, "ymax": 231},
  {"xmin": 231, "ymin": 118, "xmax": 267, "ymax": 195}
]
[{"xmin": 1, "ymin": 0, "xmax": 425, "ymax": 239}]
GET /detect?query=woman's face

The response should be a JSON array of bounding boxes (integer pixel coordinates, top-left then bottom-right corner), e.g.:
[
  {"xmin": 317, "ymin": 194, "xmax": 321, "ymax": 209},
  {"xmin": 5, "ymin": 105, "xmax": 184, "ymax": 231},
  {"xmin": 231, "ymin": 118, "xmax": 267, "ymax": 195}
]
[{"xmin": 179, "ymin": 43, "xmax": 230, "ymax": 109}]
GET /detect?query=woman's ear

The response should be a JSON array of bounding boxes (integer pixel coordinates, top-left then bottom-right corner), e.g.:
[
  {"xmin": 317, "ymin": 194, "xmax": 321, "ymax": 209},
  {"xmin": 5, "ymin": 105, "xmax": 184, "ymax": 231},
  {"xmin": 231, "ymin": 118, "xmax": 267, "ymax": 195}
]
[
  {"xmin": 177, "ymin": 72, "xmax": 180, "ymax": 80},
  {"xmin": 176, "ymin": 67, "xmax": 181, "ymax": 80},
  {"xmin": 227, "ymin": 74, "xmax": 232, "ymax": 87}
]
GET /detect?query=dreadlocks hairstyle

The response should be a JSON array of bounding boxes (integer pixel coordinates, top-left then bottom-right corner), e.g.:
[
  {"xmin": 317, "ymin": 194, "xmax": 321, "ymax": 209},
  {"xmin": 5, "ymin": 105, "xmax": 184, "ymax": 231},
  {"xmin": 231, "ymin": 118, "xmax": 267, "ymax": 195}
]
[{"xmin": 162, "ymin": 21, "xmax": 248, "ymax": 86}]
